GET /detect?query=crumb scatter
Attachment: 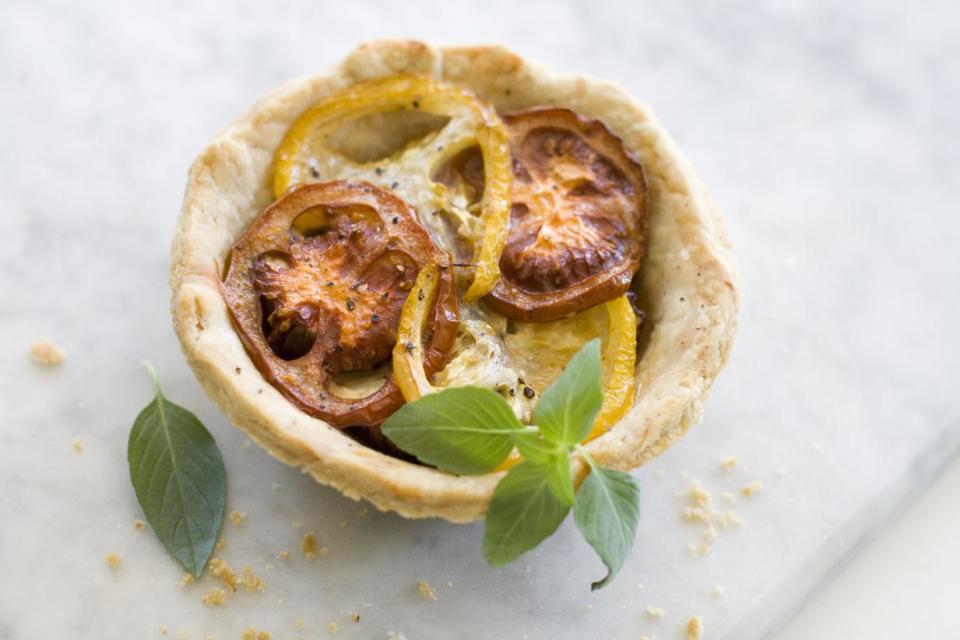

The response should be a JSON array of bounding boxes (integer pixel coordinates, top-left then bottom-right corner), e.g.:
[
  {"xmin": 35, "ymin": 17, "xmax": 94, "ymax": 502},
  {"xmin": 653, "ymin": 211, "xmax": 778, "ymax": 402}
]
[
  {"xmin": 104, "ymin": 553, "xmax": 121, "ymax": 570},
  {"xmin": 30, "ymin": 339, "xmax": 66, "ymax": 365},
  {"xmin": 229, "ymin": 510, "xmax": 247, "ymax": 526},
  {"xmin": 241, "ymin": 564, "xmax": 266, "ymax": 592},
  {"xmin": 418, "ymin": 579, "xmax": 437, "ymax": 601},
  {"xmin": 720, "ymin": 456, "xmax": 738, "ymax": 470},
  {"xmin": 300, "ymin": 533, "xmax": 327, "ymax": 559},
  {"xmin": 208, "ymin": 558, "xmax": 239, "ymax": 592},
  {"xmin": 645, "ymin": 605, "xmax": 664, "ymax": 618},
  {"xmin": 686, "ymin": 615, "xmax": 704, "ymax": 640},
  {"xmin": 201, "ymin": 587, "xmax": 226, "ymax": 606},
  {"xmin": 133, "ymin": 519, "xmax": 145, "ymax": 531},
  {"xmin": 741, "ymin": 480, "xmax": 764, "ymax": 497},
  {"xmin": 72, "ymin": 437, "xmax": 84, "ymax": 453}
]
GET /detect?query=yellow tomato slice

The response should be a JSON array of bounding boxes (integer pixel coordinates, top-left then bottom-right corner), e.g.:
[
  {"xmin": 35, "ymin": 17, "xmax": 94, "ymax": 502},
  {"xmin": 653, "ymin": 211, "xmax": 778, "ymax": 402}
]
[{"xmin": 494, "ymin": 295, "xmax": 638, "ymax": 471}]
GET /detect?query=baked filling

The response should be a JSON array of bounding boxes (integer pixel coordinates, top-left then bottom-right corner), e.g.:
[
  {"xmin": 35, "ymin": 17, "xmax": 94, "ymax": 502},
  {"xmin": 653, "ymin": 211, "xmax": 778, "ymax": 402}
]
[{"xmin": 222, "ymin": 76, "xmax": 648, "ymax": 450}]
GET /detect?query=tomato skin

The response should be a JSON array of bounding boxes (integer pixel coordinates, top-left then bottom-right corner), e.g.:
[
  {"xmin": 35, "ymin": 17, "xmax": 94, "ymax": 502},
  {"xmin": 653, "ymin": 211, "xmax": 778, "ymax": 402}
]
[
  {"xmin": 222, "ymin": 181, "xmax": 458, "ymax": 428},
  {"xmin": 483, "ymin": 108, "xmax": 648, "ymax": 322}
]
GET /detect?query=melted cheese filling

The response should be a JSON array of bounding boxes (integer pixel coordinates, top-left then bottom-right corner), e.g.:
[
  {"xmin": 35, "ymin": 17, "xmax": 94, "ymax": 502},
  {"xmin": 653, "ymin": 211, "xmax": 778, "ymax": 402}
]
[{"xmin": 305, "ymin": 114, "xmax": 539, "ymax": 419}]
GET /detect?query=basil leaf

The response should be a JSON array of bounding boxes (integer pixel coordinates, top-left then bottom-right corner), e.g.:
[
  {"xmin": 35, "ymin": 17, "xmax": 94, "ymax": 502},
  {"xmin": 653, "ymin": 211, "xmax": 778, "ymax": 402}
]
[
  {"xmin": 573, "ymin": 449, "xmax": 641, "ymax": 590},
  {"xmin": 483, "ymin": 461, "xmax": 571, "ymax": 566},
  {"xmin": 510, "ymin": 431, "xmax": 560, "ymax": 465},
  {"xmin": 542, "ymin": 451, "xmax": 575, "ymax": 506},
  {"xmin": 534, "ymin": 339, "xmax": 603, "ymax": 447},
  {"xmin": 382, "ymin": 387, "xmax": 524, "ymax": 474},
  {"xmin": 127, "ymin": 363, "xmax": 226, "ymax": 577}
]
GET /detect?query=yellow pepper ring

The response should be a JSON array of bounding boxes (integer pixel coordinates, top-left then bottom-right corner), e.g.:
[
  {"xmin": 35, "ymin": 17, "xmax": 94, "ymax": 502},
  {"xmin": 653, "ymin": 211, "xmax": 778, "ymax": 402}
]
[
  {"xmin": 392, "ymin": 264, "xmax": 445, "ymax": 402},
  {"xmin": 586, "ymin": 294, "xmax": 638, "ymax": 442},
  {"xmin": 272, "ymin": 75, "xmax": 512, "ymax": 301},
  {"xmin": 493, "ymin": 295, "xmax": 638, "ymax": 472}
]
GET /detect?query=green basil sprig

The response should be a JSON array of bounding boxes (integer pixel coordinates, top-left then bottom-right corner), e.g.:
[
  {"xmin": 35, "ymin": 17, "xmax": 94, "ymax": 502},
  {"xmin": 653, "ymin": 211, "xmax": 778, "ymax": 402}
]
[
  {"xmin": 127, "ymin": 363, "xmax": 226, "ymax": 576},
  {"xmin": 383, "ymin": 339, "xmax": 641, "ymax": 589}
]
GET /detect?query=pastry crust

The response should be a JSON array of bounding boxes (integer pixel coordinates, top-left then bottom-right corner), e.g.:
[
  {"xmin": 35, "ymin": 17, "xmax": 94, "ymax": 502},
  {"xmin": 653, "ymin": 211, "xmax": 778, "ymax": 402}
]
[{"xmin": 170, "ymin": 40, "xmax": 739, "ymax": 523}]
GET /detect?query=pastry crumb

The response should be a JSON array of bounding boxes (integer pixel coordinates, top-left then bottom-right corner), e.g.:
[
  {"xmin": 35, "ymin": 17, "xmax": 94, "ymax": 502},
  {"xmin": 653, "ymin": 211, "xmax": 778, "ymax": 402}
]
[
  {"xmin": 686, "ymin": 615, "xmax": 704, "ymax": 640},
  {"xmin": 276, "ymin": 550, "xmax": 290, "ymax": 560},
  {"xmin": 689, "ymin": 481, "xmax": 712, "ymax": 508},
  {"xmin": 159, "ymin": 625, "xmax": 168, "ymax": 635},
  {"xmin": 741, "ymin": 480, "xmax": 764, "ymax": 497},
  {"xmin": 30, "ymin": 339, "xmax": 66, "ymax": 365},
  {"xmin": 300, "ymin": 533, "xmax": 327, "ymax": 559},
  {"xmin": 256, "ymin": 632, "xmax": 271, "ymax": 640},
  {"xmin": 720, "ymin": 456, "xmax": 738, "ymax": 470},
  {"xmin": 241, "ymin": 565, "xmax": 266, "ymax": 592},
  {"xmin": 229, "ymin": 510, "xmax": 247, "ymax": 526},
  {"xmin": 327, "ymin": 621, "xmax": 337, "ymax": 634},
  {"xmin": 207, "ymin": 558, "xmax": 238, "ymax": 592},
  {"xmin": 133, "ymin": 519, "xmax": 145, "ymax": 532},
  {"xmin": 71, "ymin": 437, "xmax": 84, "ymax": 453},
  {"xmin": 645, "ymin": 605, "xmax": 664, "ymax": 619},
  {"xmin": 717, "ymin": 510, "xmax": 744, "ymax": 527},
  {"xmin": 351, "ymin": 613, "xmax": 360, "ymax": 623},
  {"xmin": 241, "ymin": 631, "xmax": 255, "ymax": 640},
  {"xmin": 180, "ymin": 572, "xmax": 195, "ymax": 586},
  {"xmin": 201, "ymin": 587, "xmax": 226, "ymax": 606},
  {"xmin": 214, "ymin": 537, "xmax": 227, "ymax": 551},
  {"xmin": 418, "ymin": 579, "xmax": 437, "ymax": 601},
  {"xmin": 682, "ymin": 506, "xmax": 708, "ymax": 523},
  {"xmin": 712, "ymin": 585, "xmax": 725, "ymax": 597},
  {"xmin": 294, "ymin": 619, "xmax": 305, "ymax": 629},
  {"xmin": 104, "ymin": 553, "xmax": 121, "ymax": 570}
]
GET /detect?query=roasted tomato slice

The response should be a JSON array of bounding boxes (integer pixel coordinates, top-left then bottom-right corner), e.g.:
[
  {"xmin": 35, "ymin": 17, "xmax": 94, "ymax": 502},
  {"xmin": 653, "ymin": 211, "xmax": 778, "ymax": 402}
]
[
  {"xmin": 438, "ymin": 107, "xmax": 647, "ymax": 322},
  {"xmin": 222, "ymin": 180, "xmax": 459, "ymax": 428}
]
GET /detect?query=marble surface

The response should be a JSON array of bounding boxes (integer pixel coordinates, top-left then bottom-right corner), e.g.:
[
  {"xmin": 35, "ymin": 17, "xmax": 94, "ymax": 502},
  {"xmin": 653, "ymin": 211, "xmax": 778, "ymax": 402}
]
[
  {"xmin": 775, "ymin": 451, "xmax": 960, "ymax": 639},
  {"xmin": 2, "ymin": 1, "xmax": 959, "ymax": 639}
]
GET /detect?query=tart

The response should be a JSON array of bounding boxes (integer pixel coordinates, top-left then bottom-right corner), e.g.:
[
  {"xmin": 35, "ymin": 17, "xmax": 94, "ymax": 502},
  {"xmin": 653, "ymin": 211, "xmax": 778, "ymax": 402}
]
[{"xmin": 170, "ymin": 40, "xmax": 739, "ymax": 522}]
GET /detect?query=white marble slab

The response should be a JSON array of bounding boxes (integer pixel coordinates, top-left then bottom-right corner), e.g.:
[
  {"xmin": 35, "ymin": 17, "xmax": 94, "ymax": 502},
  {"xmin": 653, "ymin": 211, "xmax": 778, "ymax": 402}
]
[{"xmin": 2, "ymin": 1, "xmax": 958, "ymax": 639}]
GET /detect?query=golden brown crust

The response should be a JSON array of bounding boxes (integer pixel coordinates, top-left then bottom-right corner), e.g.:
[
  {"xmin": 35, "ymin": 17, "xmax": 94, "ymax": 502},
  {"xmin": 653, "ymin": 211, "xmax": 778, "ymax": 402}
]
[{"xmin": 170, "ymin": 40, "xmax": 739, "ymax": 523}]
